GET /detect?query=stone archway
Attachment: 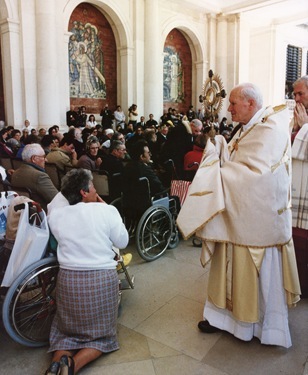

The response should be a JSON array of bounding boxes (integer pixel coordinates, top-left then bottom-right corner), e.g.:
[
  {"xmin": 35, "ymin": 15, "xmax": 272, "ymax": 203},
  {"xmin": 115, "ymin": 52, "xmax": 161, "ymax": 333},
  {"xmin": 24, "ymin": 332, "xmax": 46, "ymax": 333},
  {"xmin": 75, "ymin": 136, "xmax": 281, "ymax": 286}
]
[
  {"xmin": 161, "ymin": 17, "xmax": 206, "ymax": 116},
  {"xmin": 62, "ymin": 0, "xmax": 132, "ymax": 118}
]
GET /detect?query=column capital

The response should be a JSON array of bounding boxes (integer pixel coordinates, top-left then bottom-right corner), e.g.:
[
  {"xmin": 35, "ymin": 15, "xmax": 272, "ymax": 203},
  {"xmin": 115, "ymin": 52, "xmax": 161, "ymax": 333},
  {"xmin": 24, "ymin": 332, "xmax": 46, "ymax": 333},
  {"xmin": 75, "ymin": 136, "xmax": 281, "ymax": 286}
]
[
  {"xmin": 217, "ymin": 13, "xmax": 240, "ymax": 23},
  {"xmin": 119, "ymin": 47, "xmax": 134, "ymax": 57},
  {"xmin": 64, "ymin": 31, "xmax": 73, "ymax": 44},
  {"xmin": 207, "ymin": 13, "xmax": 216, "ymax": 22},
  {"xmin": 0, "ymin": 18, "xmax": 19, "ymax": 34}
]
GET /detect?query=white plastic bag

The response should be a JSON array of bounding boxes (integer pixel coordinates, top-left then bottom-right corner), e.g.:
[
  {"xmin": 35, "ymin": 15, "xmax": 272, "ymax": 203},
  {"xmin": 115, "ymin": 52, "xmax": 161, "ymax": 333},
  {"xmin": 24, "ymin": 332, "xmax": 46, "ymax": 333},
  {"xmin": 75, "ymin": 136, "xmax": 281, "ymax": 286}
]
[{"xmin": 1, "ymin": 202, "xmax": 50, "ymax": 287}]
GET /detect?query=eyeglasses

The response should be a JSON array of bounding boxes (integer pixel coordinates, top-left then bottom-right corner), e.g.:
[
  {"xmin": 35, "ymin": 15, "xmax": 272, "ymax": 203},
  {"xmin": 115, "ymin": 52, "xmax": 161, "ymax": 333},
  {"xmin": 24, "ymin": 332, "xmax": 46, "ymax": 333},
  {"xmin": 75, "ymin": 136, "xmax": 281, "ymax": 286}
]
[{"xmin": 34, "ymin": 154, "xmax": 45, "ymax": 159}]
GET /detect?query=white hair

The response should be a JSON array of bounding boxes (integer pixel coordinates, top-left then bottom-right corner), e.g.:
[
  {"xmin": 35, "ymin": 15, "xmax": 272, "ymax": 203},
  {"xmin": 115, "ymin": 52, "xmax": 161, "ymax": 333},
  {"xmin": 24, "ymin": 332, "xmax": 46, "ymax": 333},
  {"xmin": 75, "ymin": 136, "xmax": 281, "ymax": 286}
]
[
  {"xmin": 21, "ymin": 143, "xmax": 44, "ymax": 162},
  {"xmin": 233, "ymin": 82, "xmax": 263, "ymax": 109}
]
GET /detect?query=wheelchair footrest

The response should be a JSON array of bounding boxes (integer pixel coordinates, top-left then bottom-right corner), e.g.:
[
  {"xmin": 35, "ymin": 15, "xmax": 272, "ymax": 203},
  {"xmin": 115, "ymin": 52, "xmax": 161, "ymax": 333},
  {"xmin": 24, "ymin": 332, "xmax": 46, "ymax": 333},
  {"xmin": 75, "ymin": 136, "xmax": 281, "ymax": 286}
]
[{"xmin": 120, "ymin": 275, "xmax": 135, "ymax": 290}]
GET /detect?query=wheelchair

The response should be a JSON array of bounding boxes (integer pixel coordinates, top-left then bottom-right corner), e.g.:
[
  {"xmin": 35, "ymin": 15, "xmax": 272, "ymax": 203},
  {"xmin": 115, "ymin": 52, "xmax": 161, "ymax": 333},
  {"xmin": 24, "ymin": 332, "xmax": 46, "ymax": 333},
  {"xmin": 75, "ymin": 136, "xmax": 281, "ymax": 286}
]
[
  {"xmin": 111, "ymin": 176, "xmax": 180, "ymax": 262},
  {"xmin": 1, "ymin": 201, "xmax": 134, "ymax": 348}
]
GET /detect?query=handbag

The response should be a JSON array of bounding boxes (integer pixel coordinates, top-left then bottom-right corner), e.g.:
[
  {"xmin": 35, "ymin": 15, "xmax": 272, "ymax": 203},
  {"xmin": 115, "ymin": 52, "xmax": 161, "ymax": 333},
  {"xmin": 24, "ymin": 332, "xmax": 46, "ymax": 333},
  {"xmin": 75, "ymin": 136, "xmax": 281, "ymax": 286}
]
[
  {"xmin": 170, "ymin": 179, "xmax": 191, "ymax": 207},
  {"xmin": 1, "ymin": 202, "xmax": 50, "ymax": 287}
]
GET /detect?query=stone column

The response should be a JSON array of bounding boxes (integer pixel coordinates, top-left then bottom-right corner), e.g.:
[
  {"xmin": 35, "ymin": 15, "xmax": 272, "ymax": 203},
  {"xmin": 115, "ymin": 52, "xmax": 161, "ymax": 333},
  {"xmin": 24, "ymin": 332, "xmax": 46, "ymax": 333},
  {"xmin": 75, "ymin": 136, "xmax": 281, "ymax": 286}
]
[
  {"xmin": 207, "ymin": 13, "xmax": 216, "ymax": 71},
  {"xmin": 216, "ymin": 14, "xmax": 228, "ymax": 84},
  {"xmin": 216, "ymin": 14, "xmax": 229, "ymax": 119},
  {"xmin": 0, "ymin": 19, "xmax": 23, "ymax": 127},
  {"xmin": 35, "ymin": 0, "xmax": 60, "ymax": 127},
  {"xmin": 195, "ymin": 61, "xmax": 205, "ymax": 109},
  {"xmin": 119, "ymin": 46, "xmax": 134, "ymax": 114},
  {"xmin": 144, "ymin": 0, "xmax": 162, "ymax": 121}
]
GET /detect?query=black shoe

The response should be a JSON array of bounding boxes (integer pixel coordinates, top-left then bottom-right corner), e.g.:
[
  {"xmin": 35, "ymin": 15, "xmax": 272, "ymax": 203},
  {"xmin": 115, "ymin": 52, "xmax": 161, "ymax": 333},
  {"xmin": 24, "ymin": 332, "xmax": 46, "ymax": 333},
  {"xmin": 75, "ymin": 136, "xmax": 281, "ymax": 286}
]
[
  {"xmin": 59, "ymin": 355, "xmax": 74, "ymax": 375},
  {"xmin": 198, "ymin": 320, "xmax": 221, "ymax": 333},
  {"xmin": 44, "ymin": 361, "xmax": 60, "ymax": 375}
]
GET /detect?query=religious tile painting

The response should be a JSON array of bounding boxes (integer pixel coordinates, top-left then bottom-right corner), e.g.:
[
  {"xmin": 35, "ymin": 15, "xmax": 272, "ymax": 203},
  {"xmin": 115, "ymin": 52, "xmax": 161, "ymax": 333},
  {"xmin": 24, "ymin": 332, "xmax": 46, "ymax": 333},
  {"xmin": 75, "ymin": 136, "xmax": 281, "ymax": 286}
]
[
  {"xmin": 69, "ymin": 21, "xmax": 106, "ymax": 99},
  {"xmin": 163, "ymin": 46, "xmax": 184, "ymax": 103}
]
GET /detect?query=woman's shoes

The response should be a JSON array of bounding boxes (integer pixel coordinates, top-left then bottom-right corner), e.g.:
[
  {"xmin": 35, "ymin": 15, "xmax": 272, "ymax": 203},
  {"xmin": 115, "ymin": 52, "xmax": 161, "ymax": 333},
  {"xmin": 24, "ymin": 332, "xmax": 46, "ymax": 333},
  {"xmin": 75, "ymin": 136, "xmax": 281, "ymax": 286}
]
[
  {"xmin": 59, "ymin": 355, "xmax": 75, "ymax": 375},
  {"xmin": 44, "ymin": 361, "xmax": 60, "ymax": 375}
]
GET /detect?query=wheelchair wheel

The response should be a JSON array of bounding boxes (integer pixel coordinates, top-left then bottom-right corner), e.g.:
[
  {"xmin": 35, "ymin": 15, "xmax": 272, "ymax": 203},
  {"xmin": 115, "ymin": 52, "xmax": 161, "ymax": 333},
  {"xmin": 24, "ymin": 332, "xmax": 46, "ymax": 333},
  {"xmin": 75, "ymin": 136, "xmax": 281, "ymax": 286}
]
[
  {"xmin": 136, "ymin": 205, "xmax": 172, "ymax": 261},
  {"xmin": 168, "ymin": 231, "xmax": 180, "ymax": 249},
  {"xmin": 110, "ymin": 197, "xmax": 123, "ymax": 217},
  {"xmin": 2, "ymin": 256, "xmax": 59, "ymax": 347},
  {"xmin": 110, "ymin": 197, "xmax": 138, "ymax": 237},
  {"xmin": 192, "ymin": 237, "xmax": 202, "ymax": 248}
]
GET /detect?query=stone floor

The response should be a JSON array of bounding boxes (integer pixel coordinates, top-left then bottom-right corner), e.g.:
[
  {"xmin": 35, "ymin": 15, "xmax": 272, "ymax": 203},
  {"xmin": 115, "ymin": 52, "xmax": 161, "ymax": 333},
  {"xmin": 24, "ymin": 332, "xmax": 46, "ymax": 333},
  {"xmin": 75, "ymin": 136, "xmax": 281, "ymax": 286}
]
[{"xmin": 0, "ymin": 239, "xmax": 307, "ymax": 375}]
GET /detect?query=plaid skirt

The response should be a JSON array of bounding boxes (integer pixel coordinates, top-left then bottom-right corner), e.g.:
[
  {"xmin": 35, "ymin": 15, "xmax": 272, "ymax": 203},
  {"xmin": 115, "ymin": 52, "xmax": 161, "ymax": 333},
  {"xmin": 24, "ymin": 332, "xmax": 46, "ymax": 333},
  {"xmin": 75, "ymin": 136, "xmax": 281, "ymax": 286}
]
[{"xmin": 48, "ymin": 268, "xmax": 119, "ymax": 353}]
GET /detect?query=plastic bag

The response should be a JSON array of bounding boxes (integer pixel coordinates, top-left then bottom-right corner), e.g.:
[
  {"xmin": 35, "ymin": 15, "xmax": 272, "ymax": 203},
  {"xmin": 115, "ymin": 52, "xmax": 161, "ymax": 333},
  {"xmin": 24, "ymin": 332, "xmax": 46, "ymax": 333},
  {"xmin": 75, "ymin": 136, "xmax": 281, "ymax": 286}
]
[{"xmin": 1, "ymin": 202, "xmax": 49, "ymax": 287}]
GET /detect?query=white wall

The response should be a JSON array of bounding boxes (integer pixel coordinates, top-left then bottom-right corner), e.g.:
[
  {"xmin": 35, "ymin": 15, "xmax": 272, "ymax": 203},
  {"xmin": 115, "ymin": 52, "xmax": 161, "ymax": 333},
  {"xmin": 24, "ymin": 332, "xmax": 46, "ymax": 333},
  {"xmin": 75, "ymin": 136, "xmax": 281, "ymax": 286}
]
[{"xmin": 0, "ymin": 0, "xmax": 307, "ymax": 128}]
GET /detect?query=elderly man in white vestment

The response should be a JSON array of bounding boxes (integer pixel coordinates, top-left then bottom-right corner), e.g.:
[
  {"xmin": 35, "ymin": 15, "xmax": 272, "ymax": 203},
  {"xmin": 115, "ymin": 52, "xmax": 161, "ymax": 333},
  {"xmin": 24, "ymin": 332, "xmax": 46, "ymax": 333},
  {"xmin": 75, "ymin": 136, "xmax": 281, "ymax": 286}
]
[{"xmin": 177, "ymin": 82, "xmax": 301, "ymax": 348}]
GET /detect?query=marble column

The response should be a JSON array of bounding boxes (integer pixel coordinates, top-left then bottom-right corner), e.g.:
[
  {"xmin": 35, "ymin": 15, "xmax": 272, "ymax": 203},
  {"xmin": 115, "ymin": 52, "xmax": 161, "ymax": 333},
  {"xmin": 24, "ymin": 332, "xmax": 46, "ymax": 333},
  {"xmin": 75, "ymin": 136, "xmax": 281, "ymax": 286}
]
[
  {"xmin": 0, "ymin": 19, "xmax": 23, "ymax": 127},
  {"xmin": 207, "ymin": 13, "xmax": 216, "ymax": 72},
  {"xmin": 144, "ymin": 0, "xmax": 162, "ymax": 121},
  {"xmin": 119, "ymin": 46, "xmax": 134, "ymax": 113},
  {"xmin": 35, "ymin": 0, "xmax": 60, "ymax": 127}
]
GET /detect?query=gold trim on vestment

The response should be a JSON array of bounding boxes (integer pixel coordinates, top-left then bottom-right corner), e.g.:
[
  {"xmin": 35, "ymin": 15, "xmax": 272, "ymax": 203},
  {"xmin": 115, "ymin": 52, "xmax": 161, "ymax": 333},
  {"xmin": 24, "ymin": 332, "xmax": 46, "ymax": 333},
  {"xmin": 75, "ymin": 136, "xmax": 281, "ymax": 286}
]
[
  {"xmin": 196, "ymin": 236, "xmax": 294, "ymax": 249},
  {"xmin": 271, "ymin": 141, "xmax": 290, "ymax": 173},
  {"xmin": 229, "ymin": 122, "xmax": 257, "ymax": 155},
  {"xmin": 190, "ymin": 191, "xmax": 213, "ymax": 197},
  {"xmin": 271, "ymin": 104, "xmax": 287, "ymax": 114},
  {"xmin": 200, "ymin": 240, "xmax": 213, "ymax": 268},
  {"xmin": 200, "ymin": 159, "xmax": 219, "ymax": 168},
  {"xmin": 278, "ymin": 202, "xmax": 292, "ymax": 215},
  {"xmin": 177, "ymin": 208, "xmax": 225, "ymax": 241}
]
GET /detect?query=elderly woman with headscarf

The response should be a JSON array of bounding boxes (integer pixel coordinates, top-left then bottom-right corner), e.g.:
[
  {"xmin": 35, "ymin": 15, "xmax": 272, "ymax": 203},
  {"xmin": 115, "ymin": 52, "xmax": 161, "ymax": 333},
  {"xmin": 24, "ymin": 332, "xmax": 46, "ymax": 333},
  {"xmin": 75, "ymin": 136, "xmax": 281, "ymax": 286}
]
[{"xmin": 76, "ymin": 136, "xmax": 102, "ymax": 171}]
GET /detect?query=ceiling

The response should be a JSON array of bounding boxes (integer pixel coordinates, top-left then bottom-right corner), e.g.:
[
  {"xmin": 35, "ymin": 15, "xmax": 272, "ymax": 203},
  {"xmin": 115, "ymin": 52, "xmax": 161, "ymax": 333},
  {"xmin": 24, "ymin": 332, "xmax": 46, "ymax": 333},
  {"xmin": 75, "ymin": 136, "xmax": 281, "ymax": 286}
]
[{"xmin": 172, "ymin": 0, "xmax": 308, "ymax": 28}]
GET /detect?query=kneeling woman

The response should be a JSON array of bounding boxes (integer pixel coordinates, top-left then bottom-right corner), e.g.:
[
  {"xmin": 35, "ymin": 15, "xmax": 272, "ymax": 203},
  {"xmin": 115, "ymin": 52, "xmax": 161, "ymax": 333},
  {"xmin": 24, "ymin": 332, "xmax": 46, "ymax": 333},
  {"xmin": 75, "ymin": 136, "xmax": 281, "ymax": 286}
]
[{"xmin": 45, "ymin": 168, "xmax": 129, "ymax": 375}]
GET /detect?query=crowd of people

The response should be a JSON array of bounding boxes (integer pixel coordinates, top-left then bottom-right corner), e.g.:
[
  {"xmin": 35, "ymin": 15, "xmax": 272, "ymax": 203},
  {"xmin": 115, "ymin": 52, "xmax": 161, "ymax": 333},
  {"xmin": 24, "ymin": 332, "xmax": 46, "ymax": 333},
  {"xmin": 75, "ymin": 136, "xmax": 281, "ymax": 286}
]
[
  {"xmin": 0, "ymin": 101, "xmax": 234, "ymax": 212},
  {"xmin": 0, "ymin": 76, "xmax": 307, "ymax": 374}
]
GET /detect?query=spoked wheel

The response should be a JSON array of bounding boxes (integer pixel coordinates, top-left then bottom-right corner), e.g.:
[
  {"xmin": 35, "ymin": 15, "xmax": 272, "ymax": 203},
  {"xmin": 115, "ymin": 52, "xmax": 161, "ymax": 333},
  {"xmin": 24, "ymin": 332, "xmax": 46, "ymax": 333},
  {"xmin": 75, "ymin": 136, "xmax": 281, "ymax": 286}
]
[
  {"xmin": 2, "ymin": 257, "xmax": 59, "ymax": 347},
  {"xmin": 110, "ymin": 197, "xmax": 123, "ymax": 217},
  {"xmin": 136, "ymin": 206, "xmax": 172, "ymax": 261},
  {"xmin": 110, "ymin": 197, "xmax": 138, "ymax": 238}
]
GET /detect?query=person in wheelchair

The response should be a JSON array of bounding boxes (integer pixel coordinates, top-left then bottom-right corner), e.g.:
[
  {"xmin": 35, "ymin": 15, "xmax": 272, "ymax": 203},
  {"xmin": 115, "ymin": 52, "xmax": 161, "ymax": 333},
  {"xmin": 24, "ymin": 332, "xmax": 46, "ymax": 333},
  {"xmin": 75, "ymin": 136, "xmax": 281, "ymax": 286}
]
[
  {"xmin": 45, "ymin": 168, "xmax": 129, "ymax": 375},
  {"xmin": 122, "ymin": 140, "xmax": 180, "ymax": 221},
  {"xmin": 123, "ymin": 139, "xmax": 166, "ymax": 197}
]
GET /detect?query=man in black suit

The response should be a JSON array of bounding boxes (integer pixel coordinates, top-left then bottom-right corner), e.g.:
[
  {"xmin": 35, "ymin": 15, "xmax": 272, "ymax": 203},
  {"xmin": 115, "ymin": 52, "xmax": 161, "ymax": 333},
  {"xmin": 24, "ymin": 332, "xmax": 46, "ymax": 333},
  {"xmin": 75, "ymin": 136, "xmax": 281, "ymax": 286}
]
[
  {"xmin": 136, "ymin": 116, "xmax": 146, "ymax": 129},
  {"xmin": 100, "ymin": 103, "xmax": 114, "ymax": 129},
  {"xmin": 160, "ymin": 119, "xmax": 203, "ymax": 179},
  {"xmin": 66, "ymin": 105, "xmax": 78, "ymax": 127},
  {"xmin": 123, "ymin": 140, "xmax": 165, "ymax": 197}
]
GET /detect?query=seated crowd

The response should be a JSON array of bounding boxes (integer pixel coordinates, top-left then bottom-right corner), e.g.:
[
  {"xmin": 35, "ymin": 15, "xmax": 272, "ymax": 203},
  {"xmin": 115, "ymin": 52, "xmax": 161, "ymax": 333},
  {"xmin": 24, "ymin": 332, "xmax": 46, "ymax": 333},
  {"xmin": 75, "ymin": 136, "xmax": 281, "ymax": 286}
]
[{"xmin": 0, "ymin": 107, "xmax": 233, "ymax": 213}]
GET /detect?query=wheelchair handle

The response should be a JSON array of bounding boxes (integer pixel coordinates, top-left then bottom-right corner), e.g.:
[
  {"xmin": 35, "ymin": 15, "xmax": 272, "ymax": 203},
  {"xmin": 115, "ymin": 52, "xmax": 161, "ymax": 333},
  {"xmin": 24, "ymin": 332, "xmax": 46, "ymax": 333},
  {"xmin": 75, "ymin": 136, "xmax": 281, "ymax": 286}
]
[
  {"xmin": 187, "ymin": 162, "xmax": 199, "ymax": 169},
  {"xmin": 14, "ymin": 202, "xmax": 33, "ymax": 212}
]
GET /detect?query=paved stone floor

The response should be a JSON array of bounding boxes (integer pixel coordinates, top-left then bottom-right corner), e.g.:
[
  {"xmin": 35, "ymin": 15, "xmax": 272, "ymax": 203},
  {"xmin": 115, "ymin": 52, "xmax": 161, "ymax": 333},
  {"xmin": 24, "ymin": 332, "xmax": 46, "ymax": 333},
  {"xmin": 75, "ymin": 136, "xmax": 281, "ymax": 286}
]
[{"xmin": 0, "ymin": 239, "xmax": 307, "ymax": 374}]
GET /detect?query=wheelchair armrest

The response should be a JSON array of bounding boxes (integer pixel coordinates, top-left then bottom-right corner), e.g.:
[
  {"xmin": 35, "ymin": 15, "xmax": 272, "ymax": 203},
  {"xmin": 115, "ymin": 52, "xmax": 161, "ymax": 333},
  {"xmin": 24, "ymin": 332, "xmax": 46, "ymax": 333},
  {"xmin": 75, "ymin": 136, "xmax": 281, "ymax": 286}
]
[{"xmin": 151, "ymin": 188, "xmax": 169, "ymax": 201}]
